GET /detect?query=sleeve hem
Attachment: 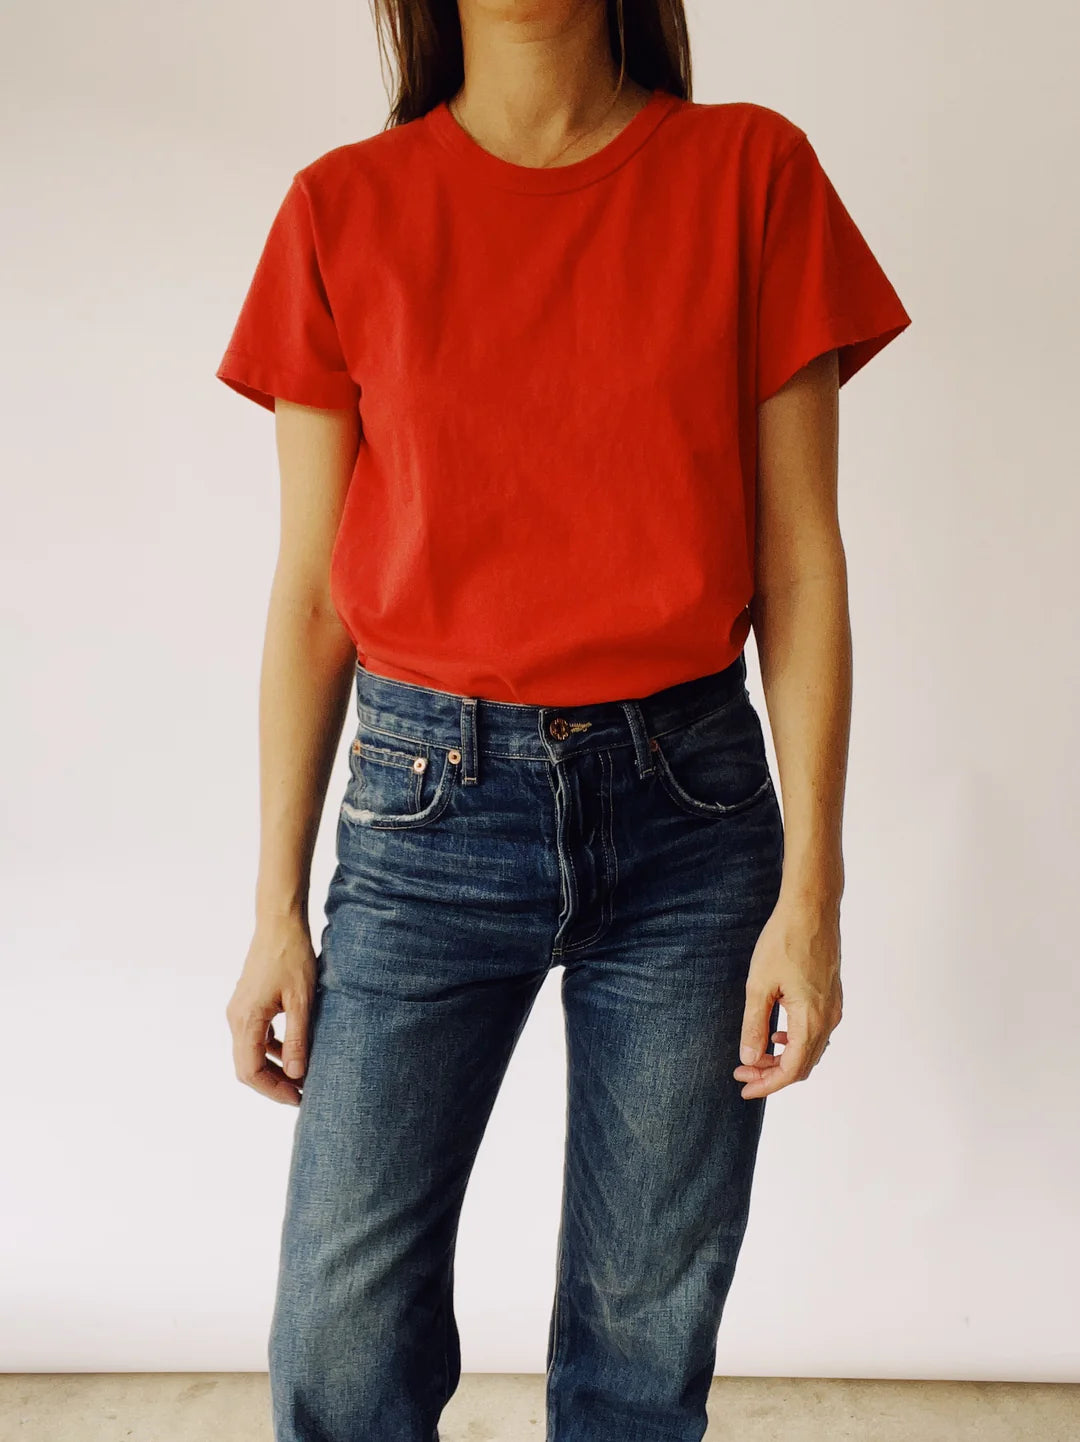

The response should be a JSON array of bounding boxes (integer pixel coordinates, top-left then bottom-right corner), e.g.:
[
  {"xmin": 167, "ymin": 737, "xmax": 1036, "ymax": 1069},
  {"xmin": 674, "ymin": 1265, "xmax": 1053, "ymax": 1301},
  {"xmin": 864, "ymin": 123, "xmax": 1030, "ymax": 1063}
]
[
  {"xmin": 756, "ymin": 309, "xmax": 912, "ymax": 406},
  {"xmin": 215, "ymin": 348, "xmax": 360, "ymax": 413}
]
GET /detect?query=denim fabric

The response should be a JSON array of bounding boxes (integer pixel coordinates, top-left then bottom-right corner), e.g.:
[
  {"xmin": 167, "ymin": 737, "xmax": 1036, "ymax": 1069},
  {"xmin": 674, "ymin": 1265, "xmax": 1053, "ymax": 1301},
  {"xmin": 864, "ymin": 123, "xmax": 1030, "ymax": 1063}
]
[{"xmin": 269, "ymin": 650, "xmax": 785, "ymax": 1442}]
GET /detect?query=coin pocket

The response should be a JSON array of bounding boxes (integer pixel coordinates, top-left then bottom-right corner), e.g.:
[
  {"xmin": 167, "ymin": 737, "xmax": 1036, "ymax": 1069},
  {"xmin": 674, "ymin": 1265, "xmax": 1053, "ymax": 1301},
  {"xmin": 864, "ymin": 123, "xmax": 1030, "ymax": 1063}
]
[{"xmin": 340, "ymin": 730, "xmax": 456, "ymax": 830}]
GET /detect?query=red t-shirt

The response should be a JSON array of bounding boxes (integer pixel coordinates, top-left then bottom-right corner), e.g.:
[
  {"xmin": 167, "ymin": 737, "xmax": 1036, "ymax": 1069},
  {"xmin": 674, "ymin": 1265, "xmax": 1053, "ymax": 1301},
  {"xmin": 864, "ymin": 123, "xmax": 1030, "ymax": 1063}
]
[{"xmin": 216, "ymin": 89, "xmax": 911, "ymax": 705}]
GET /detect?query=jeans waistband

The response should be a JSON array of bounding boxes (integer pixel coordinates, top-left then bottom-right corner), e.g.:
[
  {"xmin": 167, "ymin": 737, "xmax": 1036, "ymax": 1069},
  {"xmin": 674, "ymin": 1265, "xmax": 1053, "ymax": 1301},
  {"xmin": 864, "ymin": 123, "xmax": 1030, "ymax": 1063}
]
[{"xmin": 352, "ymin": 653, "xmax": 749, "ymax": 781}]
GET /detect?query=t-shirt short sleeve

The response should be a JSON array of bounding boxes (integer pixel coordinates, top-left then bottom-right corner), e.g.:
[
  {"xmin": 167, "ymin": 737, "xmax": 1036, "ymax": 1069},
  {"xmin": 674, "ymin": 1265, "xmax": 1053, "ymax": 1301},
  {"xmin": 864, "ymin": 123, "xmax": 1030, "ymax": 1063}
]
[
  {"xmin": 756, "ymin": 133, "xmax": 912, "ymax": 405},
  {"xmin": 215, "ymin": 173, "xmax": 360, "ymax": 413}
]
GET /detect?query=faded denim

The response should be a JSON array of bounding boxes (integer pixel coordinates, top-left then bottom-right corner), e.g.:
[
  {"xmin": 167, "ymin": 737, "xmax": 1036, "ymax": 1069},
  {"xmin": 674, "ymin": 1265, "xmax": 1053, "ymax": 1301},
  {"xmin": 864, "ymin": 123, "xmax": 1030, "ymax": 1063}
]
[{"xmin": 269, "ymin": 649, "xmax": 784, "ymax": 1442}]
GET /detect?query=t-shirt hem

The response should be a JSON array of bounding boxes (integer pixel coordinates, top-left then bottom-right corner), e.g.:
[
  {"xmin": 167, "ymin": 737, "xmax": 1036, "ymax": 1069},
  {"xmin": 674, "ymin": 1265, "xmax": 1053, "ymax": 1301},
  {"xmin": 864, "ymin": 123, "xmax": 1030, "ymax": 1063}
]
[
  {"xmin": 757, "ymin": 310, "xmax": 912, "ymax": 404},
  {"xmin": 216, "ymin": 348, "xmax": 359, "ymax": 413}
]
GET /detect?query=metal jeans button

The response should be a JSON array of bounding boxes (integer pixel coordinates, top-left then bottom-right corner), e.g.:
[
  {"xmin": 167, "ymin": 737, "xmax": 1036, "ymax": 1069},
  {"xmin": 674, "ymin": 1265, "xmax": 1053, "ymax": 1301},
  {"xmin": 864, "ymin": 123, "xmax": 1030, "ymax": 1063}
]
[{"xmin": 548, "ymin": 717, "xmax": 570, "ymax": 740}]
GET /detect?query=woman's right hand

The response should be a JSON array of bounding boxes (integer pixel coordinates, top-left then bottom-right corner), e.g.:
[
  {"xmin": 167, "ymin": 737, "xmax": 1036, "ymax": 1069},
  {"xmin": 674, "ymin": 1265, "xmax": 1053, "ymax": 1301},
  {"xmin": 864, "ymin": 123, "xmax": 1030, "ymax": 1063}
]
[{"xmin": 225, "ymin": 915, "xmax": 317, "ymax": 1107}]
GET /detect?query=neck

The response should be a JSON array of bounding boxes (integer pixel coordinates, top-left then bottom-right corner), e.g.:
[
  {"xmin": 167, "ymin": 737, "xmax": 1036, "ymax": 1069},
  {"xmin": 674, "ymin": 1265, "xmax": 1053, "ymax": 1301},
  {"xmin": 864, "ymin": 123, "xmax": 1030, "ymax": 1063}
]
[{"xmin": 450, "ymin": 0, "xmax": 648, "ymax": 168}]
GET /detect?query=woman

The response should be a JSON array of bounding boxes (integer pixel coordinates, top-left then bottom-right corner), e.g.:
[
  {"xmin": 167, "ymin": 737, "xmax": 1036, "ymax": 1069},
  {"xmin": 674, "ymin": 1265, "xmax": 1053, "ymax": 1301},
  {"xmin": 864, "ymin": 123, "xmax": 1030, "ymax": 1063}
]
[{"xmin": 218, "ymin": 3, "xmax": 910, "ymax": 1439}]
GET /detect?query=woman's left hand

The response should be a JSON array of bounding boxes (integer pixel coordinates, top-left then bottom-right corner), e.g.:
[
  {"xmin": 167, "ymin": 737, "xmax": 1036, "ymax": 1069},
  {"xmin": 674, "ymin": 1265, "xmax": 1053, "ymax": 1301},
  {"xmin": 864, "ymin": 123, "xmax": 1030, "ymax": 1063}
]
[{"xmin": 733, "ymin": 895, "xmax": 844, "ymax": 1099}]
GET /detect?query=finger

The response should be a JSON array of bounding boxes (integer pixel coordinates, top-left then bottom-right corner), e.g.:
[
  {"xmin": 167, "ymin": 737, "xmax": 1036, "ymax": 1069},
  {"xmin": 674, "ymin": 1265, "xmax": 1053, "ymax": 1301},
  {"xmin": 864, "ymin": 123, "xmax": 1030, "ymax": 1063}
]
[
  {"xmin": 232, "ymin": 1011, "xmax": 302, "ymax": 1106},
  {"xmin": 739, "ymin": 984, "xmax": 775, "ymax": 1069},
  {"xmin": 281, "ymin": 991, "xmax": 311, "ymax": 1080},
  {"xmin": 231, "ymin": 1009, "xmax": 274, "ymax": 1084},
  {"xmin": 249, "ymin": 1055, "xmax": 304, "ymax": 1107},
  {"xmin": 741, "ymin": 1008, "xmax": 812, "ymax": 1098},
  {"xmin": 732, "ymin": 1052, "xmax": 783, "ymax": 1078}
]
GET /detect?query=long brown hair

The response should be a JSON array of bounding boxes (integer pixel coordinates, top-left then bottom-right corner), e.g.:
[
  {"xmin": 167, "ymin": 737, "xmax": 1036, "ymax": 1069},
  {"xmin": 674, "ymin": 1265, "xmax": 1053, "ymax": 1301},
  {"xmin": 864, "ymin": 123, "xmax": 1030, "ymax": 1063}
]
[{"xmin": 370, "ymin": 0, "xmax": 692, "ymax": 128}]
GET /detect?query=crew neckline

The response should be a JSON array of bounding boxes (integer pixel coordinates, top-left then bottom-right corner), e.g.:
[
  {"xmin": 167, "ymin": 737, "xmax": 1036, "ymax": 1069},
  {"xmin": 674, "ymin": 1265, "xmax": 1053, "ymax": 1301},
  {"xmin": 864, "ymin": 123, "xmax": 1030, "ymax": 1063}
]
[{"xmin": 422, "ymin": 87, "xmax": 682, "ymax": 194}]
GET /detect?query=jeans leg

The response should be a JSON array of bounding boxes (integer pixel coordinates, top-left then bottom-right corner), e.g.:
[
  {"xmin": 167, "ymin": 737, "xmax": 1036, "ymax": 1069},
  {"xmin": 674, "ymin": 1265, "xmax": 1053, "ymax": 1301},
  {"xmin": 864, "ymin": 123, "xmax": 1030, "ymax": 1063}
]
[
  {"xmin": 545, "ymin": 782, "xmax": 784, "ymax": 1442},
  {"xmin": 268, "ymin": 906, "xmax": 548, "ymax": 1442}
]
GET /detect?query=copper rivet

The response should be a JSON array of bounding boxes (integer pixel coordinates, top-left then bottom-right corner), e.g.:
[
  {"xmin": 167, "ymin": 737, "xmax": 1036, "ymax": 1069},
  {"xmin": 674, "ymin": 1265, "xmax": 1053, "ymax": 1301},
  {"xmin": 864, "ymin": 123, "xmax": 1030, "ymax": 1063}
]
[
  {"xmin": 412, "ymin": 756, "xmax": 427, "ymax": 773},
  {"xmin": 352, "ymin": 740, "xmax": 362, "ymax": 753},
  {"xmin": 448, "ymin": 748, "xmax": 462, "ymax": 764},
  {"xmin": 649, "ymin": 737, "xmax": 659, "ymax": 751}
]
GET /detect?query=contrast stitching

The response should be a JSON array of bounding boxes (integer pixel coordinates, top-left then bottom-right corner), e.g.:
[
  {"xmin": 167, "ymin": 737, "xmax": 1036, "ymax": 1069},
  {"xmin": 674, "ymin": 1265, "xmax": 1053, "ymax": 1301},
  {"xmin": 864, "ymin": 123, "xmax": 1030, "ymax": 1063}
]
[
  {"xmin": 556, "ymin": 747, "xmax": 615, "ymax": 953},
  {"xmin": 548, "ymin": 763, "xmax": 579, "ymax": 959},
  {"xmin": 652, "ymin": 744, "xmax": 774, "ymax": 818},
  {"xmin": 356, "ymin": 692, "xmax": 746, "ymax": 757},
  {"xmin": 355, "ymin": 720, "xmax": 438, "ymax": 750},
  {"xmin": 355, "ymin": 743, "xmax": 426, "ymax": 770},
  {"xmin": 340, "ymin": 751, "xmax": 456, "ymax": 829},
  {"xmin": 601, "ymin": 747, "xmax": 617, "ymax": 934},
  {"xmin": 356, "ymin": 662, "xmax": 745, "ymax": 724},
  {"xmin": 351, "ymin": 718, "xmax": 740, "ymax": 763},
  {"xmin": 544, "ymin": 763, "xmax": 569, "ymax": 965}
]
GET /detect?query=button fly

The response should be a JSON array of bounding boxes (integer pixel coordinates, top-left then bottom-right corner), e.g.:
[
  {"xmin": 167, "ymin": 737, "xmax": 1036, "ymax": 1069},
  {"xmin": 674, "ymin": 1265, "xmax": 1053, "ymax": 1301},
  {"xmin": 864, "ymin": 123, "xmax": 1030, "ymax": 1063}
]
[{"xmin": 548, "ymin": 717, "xmax": 570, "ymax": 740}]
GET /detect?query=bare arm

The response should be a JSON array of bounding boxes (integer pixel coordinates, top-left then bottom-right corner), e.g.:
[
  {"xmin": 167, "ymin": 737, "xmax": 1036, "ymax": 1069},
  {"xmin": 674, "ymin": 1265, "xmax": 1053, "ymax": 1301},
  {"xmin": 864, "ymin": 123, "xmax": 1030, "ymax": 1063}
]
[
  {"xmin": 733, "ymin": 348, "xmax": 846, "ymax": 1098},
  {"xmin": 226, "ymin": 400, "xmax": 361, "ymax": 1106}
]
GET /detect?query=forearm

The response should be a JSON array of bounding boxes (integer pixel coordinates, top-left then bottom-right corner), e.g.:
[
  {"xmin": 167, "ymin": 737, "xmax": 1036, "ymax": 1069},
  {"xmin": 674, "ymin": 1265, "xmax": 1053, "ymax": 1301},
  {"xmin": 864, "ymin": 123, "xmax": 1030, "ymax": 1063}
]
[
  {"xmin": 254, "ymin": 576, "xmax": 357, "ymax": 927},
  {"xmin": 749, "ymin": 550, "xmax": 851, "ymax": 915}
]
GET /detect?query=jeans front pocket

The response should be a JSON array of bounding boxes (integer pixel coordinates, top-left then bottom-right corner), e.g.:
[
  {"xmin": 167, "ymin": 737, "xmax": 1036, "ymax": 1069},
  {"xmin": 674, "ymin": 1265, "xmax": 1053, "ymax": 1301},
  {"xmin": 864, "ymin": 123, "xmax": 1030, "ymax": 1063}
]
[
  {"xmin": 650, "ymin": 689, "xmax": 774, "ymax": 820},
  {"xmin": 340, "ymin": 725, "xmax": 459, "ymax": 831}
]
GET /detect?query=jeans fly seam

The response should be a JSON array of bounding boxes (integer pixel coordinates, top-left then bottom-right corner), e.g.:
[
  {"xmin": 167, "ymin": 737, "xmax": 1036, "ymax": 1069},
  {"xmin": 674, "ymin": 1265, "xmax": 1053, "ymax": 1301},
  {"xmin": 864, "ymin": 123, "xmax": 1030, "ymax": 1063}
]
[
  {"xmin": 554, "ymin": 761, "xmax": 580, "ymax": 954},
  {"xmin": 550, "ymin": 749, "xmax": 617, "ymax": 957},
  {"xmin": 601, "ymin": 746, "xmax": 617, "ymax": 935},
  {"xmin": 545, "ymin": 762, "xmax": 572, "ymax": 964}
]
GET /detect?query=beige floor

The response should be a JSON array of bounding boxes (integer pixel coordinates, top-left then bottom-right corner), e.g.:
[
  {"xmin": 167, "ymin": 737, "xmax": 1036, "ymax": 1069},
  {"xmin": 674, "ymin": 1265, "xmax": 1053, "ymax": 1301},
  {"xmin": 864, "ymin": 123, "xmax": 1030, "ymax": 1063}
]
[{"xmin": 1, "ymin": 1372, "xmax": 1077, "ymax": 1441}]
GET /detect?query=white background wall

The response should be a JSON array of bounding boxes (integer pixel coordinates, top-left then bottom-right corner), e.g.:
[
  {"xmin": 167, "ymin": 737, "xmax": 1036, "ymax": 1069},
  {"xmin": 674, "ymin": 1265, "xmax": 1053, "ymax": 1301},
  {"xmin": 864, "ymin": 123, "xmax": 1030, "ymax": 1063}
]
[{"xmin": 2, "ymin": 0, "xmax": 1077, "ymax": 1381}]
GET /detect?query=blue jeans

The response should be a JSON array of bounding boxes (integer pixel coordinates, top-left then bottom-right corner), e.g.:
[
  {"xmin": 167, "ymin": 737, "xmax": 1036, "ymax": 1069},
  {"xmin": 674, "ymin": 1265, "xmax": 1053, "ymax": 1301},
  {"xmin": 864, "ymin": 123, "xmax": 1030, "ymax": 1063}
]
[{"xmin": 269, "ymin": 650, "xmax": 784, "ymax": 1442}]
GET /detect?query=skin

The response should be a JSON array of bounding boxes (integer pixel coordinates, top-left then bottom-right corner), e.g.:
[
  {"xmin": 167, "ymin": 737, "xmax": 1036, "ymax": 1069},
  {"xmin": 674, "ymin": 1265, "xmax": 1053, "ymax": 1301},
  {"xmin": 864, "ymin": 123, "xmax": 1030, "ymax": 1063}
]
[
  {"xmin": 225, "ymin": 2, "xmax": 845, "ymax": 1105},
  {"xmin": 734, "ymin": 348, "xmax": 846, "ymax": 1099},
  {"xmin": 224, "ymin": 401, "xmax": 360, "ymax": 1105},
  {"xmin": 446, "ymin": 1, "xmax": 654, "ymax": 163}
]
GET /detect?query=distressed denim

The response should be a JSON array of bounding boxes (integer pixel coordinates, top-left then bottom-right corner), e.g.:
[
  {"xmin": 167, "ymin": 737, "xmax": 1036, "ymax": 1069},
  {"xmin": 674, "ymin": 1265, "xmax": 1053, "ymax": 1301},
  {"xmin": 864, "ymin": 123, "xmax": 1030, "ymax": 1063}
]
[{"xmin": 269, "ymin": 650, "xmax": 785, "ymax": 1442}]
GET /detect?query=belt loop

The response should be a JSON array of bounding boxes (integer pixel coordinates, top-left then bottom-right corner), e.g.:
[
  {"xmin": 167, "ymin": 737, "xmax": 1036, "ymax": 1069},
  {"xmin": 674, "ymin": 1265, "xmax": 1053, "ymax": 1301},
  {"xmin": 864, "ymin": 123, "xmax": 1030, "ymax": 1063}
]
[
  {"xmin": 620, "ymin": 700, "xmax": 654, "ymax": 779},
  {"xmin": 460, "ymin": 696, "xmax": 479, "ymax": 785}
]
